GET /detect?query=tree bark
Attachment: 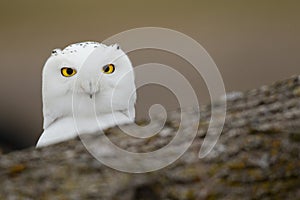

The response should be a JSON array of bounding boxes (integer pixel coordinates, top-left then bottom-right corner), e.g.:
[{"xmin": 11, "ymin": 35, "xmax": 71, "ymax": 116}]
[{"xmin": 0, "ymin": 76, "xmax": 299, "ymax": 200}]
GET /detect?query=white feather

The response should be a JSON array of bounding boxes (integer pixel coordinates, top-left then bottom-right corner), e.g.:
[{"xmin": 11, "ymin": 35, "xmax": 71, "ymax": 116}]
[{"xmin": 36, "ymin": 42, "xmax": 136, "ymax": 147}]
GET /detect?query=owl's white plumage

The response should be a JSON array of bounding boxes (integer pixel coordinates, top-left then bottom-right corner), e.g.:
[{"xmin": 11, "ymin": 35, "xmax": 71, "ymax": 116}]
[{"xmin": 36, "ymin": 42, "xmax": 136, "ymax": 147}]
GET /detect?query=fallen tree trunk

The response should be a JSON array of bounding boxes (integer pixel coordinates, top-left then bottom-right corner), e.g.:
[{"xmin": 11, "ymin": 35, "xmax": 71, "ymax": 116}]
[{"xmin": 0, "ymin": 76, "xmax": 299, "ymax": 200}]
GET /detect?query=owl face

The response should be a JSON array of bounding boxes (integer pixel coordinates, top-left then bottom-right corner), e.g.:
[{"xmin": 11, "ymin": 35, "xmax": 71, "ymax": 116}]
[{"xmin": 42, "ymin": 42, "xmax": 136, "ymax": 129}]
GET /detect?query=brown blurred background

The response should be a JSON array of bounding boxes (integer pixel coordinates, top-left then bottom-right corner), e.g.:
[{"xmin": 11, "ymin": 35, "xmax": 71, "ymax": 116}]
[{"xmin": 0, "ymin": 0, "xmax": 299, "ymax": 151}]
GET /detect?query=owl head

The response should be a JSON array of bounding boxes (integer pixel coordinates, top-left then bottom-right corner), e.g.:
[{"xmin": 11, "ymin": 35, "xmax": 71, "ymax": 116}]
[{"xmin": 42, "ymin": 42, "xmax": 136, "ymax": 132}]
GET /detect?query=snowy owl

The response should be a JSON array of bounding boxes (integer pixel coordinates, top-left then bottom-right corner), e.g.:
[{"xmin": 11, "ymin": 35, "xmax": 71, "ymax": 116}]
[{"xmin": 36, "ymin": 42, "xmax": 136, "ymax": 147}]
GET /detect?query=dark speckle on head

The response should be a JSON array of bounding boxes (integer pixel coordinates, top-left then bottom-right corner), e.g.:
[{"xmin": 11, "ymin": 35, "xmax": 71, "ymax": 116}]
[
  {"xmin": 51, "ymin": 48, "xmax": 62, "ymax": 56},
  {"xmin": 57, "ymin": 42, "xmax": 106, "ymax": 56}
]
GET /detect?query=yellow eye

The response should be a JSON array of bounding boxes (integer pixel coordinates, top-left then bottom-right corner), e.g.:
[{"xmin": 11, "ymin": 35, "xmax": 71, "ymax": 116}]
[
  {"xmin": 102, "ymin": 64, "xmax": 115, "ymax": 74},
  {"xmin": 61, "ymin": 67, "xmax": 77, "ymax": 77}
]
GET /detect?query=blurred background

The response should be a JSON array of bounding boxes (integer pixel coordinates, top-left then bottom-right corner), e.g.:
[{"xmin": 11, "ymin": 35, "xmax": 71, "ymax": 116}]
[{"xmin": 0, "ymin": 0, "xmax": 299, "ymax": 152}]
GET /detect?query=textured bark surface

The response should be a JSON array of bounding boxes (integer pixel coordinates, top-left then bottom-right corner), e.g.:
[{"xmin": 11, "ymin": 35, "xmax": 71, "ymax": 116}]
[{"xmin": 0, "ymin": 76, "xmax": 300, "ymax": 200}]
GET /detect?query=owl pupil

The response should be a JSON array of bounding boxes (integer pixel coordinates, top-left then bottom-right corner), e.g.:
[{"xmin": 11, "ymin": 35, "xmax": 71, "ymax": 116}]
[
  {"xmin": 104, "ymin": 66, "xmax": 110, "ymax": 72},
  {"xmin": 66, "ymin": 68, "xmax": 73, "ymax": 75}
]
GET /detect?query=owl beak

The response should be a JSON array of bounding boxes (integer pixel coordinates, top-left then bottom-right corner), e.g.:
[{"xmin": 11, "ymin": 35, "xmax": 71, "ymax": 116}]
[{"xmin": 80, "ymin": 80, "xmax": 98, "ymax": 99}]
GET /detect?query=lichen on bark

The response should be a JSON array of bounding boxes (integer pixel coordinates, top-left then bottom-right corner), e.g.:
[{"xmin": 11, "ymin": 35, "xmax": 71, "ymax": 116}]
[{"xmin": 0, "ymin": 76, "xmax": 299, "ymax": 200}]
